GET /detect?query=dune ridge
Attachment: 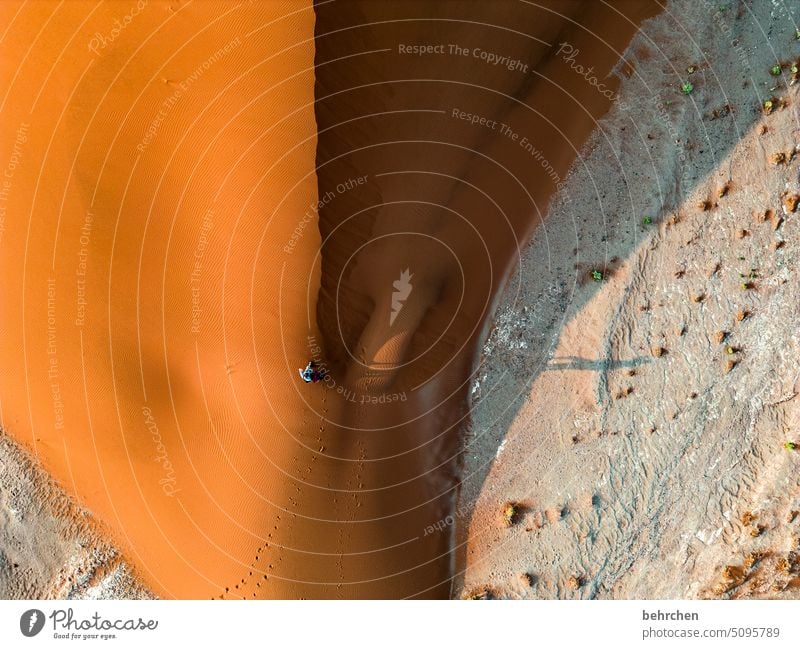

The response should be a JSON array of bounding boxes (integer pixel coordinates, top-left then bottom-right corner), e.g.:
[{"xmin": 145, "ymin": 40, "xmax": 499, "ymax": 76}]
[{"xmin": 1, "ymin": 0, "xmax": 658, "ymax": 599}]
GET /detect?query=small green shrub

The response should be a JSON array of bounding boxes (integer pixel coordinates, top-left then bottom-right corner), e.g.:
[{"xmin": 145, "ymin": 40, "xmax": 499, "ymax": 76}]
[{"xmin": 501, "ymin": 502, "xmax": 523, "ymax": 527}]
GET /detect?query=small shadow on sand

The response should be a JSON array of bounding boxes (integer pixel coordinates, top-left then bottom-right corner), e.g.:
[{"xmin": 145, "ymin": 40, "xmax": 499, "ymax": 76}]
[{"xmin": 545, "ymin": 355, "xmax": 650, "ymax": 372}]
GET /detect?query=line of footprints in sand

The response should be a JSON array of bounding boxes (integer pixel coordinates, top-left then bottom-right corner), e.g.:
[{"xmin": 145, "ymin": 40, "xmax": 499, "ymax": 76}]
[{"xmin": 214, "ymin": 392, "xmax": 336, "ymax": 599}]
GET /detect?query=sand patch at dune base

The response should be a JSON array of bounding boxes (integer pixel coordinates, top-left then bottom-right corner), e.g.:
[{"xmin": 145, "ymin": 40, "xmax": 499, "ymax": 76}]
[{"xmin": 457, "ymin": 0, "xmax": 800, "ymax": 600}]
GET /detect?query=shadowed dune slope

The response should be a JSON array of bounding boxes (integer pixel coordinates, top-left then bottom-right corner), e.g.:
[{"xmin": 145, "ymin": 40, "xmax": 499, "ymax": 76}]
[{"xmin": 310, "ymin": 0, "xmax": 658, "ymax": 597}]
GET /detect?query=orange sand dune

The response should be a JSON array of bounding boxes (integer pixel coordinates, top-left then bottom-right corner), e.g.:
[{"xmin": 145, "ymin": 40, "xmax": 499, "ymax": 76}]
[
  {"xmin": 0, "ymin": 0, "xmax": 658, "ymax": 599},
  {"xmin": 0, "ymin": 0, "xmax": 322, "ymax": 598}
]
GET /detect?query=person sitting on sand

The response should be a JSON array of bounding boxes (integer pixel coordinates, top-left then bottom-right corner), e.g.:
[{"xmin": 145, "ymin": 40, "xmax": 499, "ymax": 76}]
[{"xmin": 299, "ymin": 361, "xmax": 326, "ymax": 383}]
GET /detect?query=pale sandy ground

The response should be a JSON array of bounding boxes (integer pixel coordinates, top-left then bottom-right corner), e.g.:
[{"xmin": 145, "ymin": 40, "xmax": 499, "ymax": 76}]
[
  {"xmin": 455, "ymin": 0, "xmax": 800, "ymax": 599},
  {"xmin": 0, "ymin": 430, "xmax": 148, "ymax": 598}
]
